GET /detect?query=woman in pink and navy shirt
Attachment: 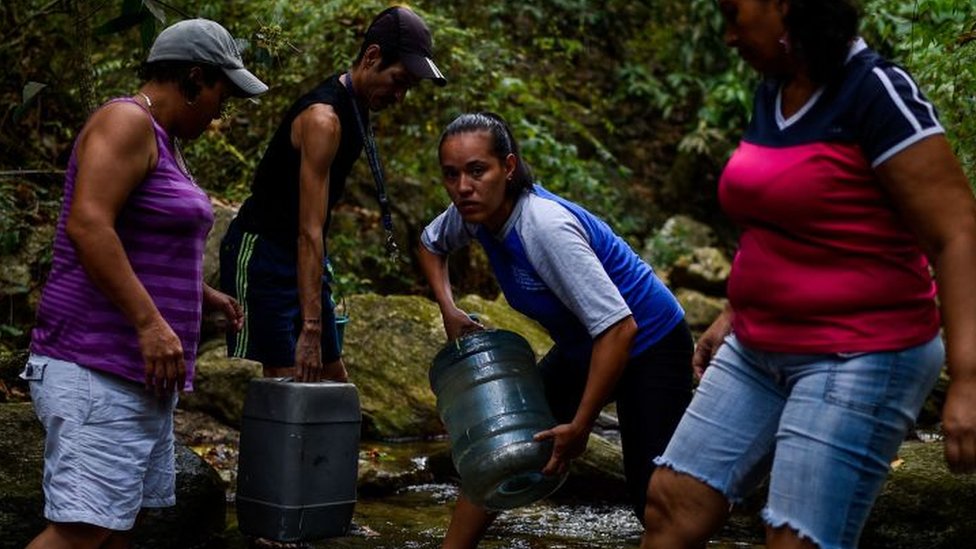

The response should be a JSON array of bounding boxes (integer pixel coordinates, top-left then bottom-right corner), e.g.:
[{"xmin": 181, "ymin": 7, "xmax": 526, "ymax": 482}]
[{"xmin": 642, "ymin": 1, "xmax": 976, "ymax": 549}]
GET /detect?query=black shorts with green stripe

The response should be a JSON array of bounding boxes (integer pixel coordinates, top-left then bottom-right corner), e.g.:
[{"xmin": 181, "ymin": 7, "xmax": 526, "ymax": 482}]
[{"xmin": 218, "ymin": 216, "xmax": 343, "ymax": 366}]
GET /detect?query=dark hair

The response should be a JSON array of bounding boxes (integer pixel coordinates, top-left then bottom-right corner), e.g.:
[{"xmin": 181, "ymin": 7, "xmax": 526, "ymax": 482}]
[
  {"xmin": 439, "ymin": 112, "xmax": 535, "ymax": 198},
  {"xmin": 138, "ymin": 60, "xmax": 228, "ymax": 102},
  {"xmin": 353, "ymin": 7, "xmax": 402, "ymax": 70},
  {"xmin": 783, "ymin": 0, "xmax": 860, "ymax": 83}
]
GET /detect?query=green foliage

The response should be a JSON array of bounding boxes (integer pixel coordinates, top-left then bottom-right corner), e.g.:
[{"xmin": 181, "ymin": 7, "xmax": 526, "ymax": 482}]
[
  {"xmin": 862, "ymin": 0, "xmax": 976, "ymax": 186},
  {"xmin": 2, "ymin": 0, "xmax": 974, "ymax": 306}
]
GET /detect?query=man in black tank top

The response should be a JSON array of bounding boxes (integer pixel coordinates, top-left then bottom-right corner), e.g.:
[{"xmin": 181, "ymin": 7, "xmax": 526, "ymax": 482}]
[{"xmin": 219, "ymin": 7, "xmax": 446, "ymax": 383}]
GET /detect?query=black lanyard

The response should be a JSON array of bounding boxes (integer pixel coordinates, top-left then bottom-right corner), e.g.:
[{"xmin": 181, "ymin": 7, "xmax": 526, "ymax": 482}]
[{"xmin": 343, "ymin": 72, "xmax": 401, "ymax": 263}]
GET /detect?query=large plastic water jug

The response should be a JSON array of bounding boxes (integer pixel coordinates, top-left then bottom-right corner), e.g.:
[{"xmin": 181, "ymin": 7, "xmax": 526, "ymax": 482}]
[
  {"xmin": 236, "ymin": 378, "xmax": 361, "ymax": 542},
  {"xmin": 429, "ymin": 329, "xmax": 567, "ymax": 510}
]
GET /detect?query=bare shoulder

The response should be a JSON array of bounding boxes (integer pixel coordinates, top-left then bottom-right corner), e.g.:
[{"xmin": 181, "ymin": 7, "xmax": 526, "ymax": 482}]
[
  {"xmin": 292, "ymin": 103, "xmax": 342, "ymax": 147},
  {"xmin": 79, "ymin": 100, "xmax": 155, "ymax": 154}
]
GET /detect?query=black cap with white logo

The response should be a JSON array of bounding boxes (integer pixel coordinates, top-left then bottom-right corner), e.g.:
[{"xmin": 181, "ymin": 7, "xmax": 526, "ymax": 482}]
[{"xmin": 365, "ymin": 6, "xmax": 447, "ymax": 86}]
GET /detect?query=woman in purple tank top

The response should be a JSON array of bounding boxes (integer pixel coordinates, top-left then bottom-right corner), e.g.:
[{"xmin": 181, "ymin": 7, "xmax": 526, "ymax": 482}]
[{"xmin": 23, "ymin": 19, "xmax": 266, "ymax": 548}]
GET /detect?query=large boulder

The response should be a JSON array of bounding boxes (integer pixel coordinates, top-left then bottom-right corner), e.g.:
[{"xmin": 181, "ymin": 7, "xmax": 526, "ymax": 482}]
[
  {"xmin": 668, "ymin": 246, "xmax": 731, "ymax": 296},
  {"xmin": 178, "ymin": 340, "xmax": 261, "ymax": 427},
  {"xmin": 674, "ymin": 288, "xmax": 727, "ymax": 331},
  {"xmin": 0, "ymin": 402, "xmax": 226, "ymax": 549},
  {"xmin": 340, "ymin": 293, "xmax": 447, "ymax": 440},
  {"xmin": 347, "ymin": 292, "xmax": 555, "ymax": 440},
  {"xmin": 641, "ymin": 215, "xmax": 717, "ymax": 273}
]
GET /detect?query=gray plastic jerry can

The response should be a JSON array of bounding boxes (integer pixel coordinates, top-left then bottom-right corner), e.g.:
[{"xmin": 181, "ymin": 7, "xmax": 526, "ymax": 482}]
[{"xmin": 236, "ymin": 378, "xmax": 361, "ymax": 543}]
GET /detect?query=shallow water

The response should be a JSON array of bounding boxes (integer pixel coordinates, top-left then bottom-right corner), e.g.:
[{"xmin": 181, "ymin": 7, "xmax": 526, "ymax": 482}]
[
  {"xmin": 222, "ymin": 481, "xmax": 761, "ymax": 548},
  {"xmin": 179, "ymin": 419, "xmax": 761, "ymax": 549}
]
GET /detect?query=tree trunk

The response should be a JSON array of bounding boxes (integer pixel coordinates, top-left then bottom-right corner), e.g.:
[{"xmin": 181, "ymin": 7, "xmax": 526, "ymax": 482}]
[{"xmin": 69, "ymin": 0, "xmax": 97, "ymax": 115}]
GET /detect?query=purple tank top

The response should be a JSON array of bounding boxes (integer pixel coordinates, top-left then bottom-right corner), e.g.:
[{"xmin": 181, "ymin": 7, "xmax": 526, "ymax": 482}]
[{"xmin": 31, "ymin": 98, "xmax": 214, "ymax": 389}]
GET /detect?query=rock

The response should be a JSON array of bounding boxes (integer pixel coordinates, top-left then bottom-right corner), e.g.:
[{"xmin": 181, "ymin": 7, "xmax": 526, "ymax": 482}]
[
  {"xmin": 202, "ymin": 198, "xmax": 237, "ymax": 290},
  {"xmin": 131, "ymin": 444, "xmax": 227, "ymax": 549},
  {"xmin": 0, "ymin": 350, "xmax": 29, "ymax": 403},
  {"xmin": 347, "ymin": 293, "xmax": 553, "ymax": 440},
  {"xmin": 199, "ymin": 199, "xmax": 239, "ymax": 342},
  {"xmin": 674, "ymin": 288, "xmax": 727, "ymax": 331},
  {"xmin": 0, "ymin": 224, "xmax": 54, "ymax": 351},
  {"xmin": 668, "ymin": 247, "xmax": 730, "ymax": 295},
  {"xmin": 357, "ymin": 441, "xmax": 449, "ymax": 497},
  {"xmin": 178, "ymin": 339, "xmax": 261, "ymax": 427},
  {"xmin": 456, "ymin": 294, "xmax": 553, "ymax": 357},
  {"xmin": 559, "ymin": 433, "xmax": 628, "ymax": 503},
  {"xmin": 342, "ymin": 293, "xmax": 453, "ymax": 440},
  {"xmin": 641, "ymin": 215, "xmax": 717, "ymax": 271},
  {"xmin": 0, "ymin": 402, "xmax": 45, "ymax": 544},
  {"xmin": 0, "ymin": 402, "xmax": 226, "ymax": 549},
  {"xmin": 713, "ymin": 441, "xmax": 976, "ymax": 548},
  {"xmin": 862, "ymin": 441, "xmax": 976, "ymax": 548}
]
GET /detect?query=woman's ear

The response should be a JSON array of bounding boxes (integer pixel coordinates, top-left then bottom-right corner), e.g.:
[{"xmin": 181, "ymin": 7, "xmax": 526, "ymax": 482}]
[{"xmin": 505, "ymin": 153, "xmax": 518, "ymax": 181}]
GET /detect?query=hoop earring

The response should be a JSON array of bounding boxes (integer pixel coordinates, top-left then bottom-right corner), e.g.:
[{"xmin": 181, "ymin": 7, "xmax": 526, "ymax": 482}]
[{"xmin": 778, "ymin": 32, "xmax": 792, "ymax": 54}]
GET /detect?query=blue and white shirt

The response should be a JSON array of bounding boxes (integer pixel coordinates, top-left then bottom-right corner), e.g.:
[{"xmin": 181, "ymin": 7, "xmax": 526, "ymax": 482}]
[{"xmin": 422, "ymin": 184, "xmax": 684, "ymax": 361}]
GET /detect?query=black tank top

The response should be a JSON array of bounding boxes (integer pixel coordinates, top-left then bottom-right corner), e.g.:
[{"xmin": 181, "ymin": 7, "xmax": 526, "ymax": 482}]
[{"xmin": 236, "ymin": 74, "xmax": 365, "ymax": 252}]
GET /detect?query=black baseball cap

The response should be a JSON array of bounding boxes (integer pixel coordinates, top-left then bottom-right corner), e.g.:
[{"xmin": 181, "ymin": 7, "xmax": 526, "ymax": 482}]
[{"xmin": 365, "ymin": 6, "xmax": 447, "ymax": 86}]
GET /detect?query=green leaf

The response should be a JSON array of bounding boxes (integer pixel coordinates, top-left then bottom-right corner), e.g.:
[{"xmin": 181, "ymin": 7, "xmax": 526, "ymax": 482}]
[
  {"xmin": 143, "ymin": 0, "xmax": 166, "ymax": 23},
  {"xmin": 12, "ymin": 81, "xmax": 46, "ymax": 123},
  {"xmin": 21, "ymin": 81, "xmax": 46, "ymax": 105}
]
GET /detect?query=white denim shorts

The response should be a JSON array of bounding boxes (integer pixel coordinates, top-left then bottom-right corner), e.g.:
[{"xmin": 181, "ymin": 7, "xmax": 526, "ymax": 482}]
[{"xmin": 22, "ymin": 354, "xmax": 178, "ymax": 531}]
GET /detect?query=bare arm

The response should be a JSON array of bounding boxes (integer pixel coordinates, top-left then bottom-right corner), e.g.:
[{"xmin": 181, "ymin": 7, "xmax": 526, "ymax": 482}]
[
  {"xmin": 876, "ymin": 134, "xmax": 976, "ymax": 473},
  {"xmin": 67, "ymin": 102, "xmax": 184, "ymax": 395},
  {"xmin": 417, "ymin": 243, "xmax": 482, "ymax": 341},
  {"xmin": 535, "ymin": 316, "xmax": 638, "ymax": 476},
  {"xmin": 203, "ymin": 283, "xmax": 244, "ymax": 332},
  {"xmin": 292, "ymin": 104, "xmax": 346, "ymax": 382},
  {"xmin": 692, "ymin": 303, "xmax": 733, "ymax": 380}
]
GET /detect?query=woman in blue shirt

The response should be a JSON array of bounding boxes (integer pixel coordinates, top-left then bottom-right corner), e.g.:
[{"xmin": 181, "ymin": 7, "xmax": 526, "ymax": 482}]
[{"xmin": 419, "ymin": 112, "xmax": 693, "ymax": 548}]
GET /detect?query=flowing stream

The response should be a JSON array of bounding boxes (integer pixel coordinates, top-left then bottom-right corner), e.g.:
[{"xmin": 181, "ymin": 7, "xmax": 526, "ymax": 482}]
[{"xmin": 204, "ymin": 437, "xmax": 764, "ymax": 548}]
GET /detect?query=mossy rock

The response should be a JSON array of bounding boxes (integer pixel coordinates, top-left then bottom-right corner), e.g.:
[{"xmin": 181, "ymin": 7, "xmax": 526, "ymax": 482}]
[
  {"xmin": 456, "ymin": 294, "xmax": 553, "ymax": 358},
  {"xmin": 341, "ymin": 293, "xmax": 446, "ymax": 440},
  {"xmin": 178, "ymin": 340, "xmax": 261, "ymax": 428},
  {"xmin": 344, "ymin": 293, "xmax": 555, "ymax": 440},
  {"xmin": 862, "ymin": 441, "xmax": 976, "ymax": 548}
]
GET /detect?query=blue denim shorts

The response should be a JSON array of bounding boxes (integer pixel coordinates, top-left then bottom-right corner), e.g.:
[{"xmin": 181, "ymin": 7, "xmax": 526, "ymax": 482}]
[
  {"xmin": 22, "ymin": 354, "xmax": 178, "ymax": 531},
  {"xmin": 655, "ymin": 333, "xmax": 944, "ymax": 549}
]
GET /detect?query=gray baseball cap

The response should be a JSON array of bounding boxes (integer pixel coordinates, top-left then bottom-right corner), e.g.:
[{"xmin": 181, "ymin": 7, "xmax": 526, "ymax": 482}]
[{"xmin": 147, "ymin": 18, "xmax": 268, "ymax": 97}]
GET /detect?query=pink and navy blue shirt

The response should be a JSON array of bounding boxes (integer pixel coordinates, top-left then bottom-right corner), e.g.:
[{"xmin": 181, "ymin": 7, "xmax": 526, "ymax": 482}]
[
  {"xmin": 31, "ymin": 98, "xmax": 214, "ymax": 389},
  {"xmin": 720, "ymin": 39, "xmax": 942, "ymax": 353}
]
